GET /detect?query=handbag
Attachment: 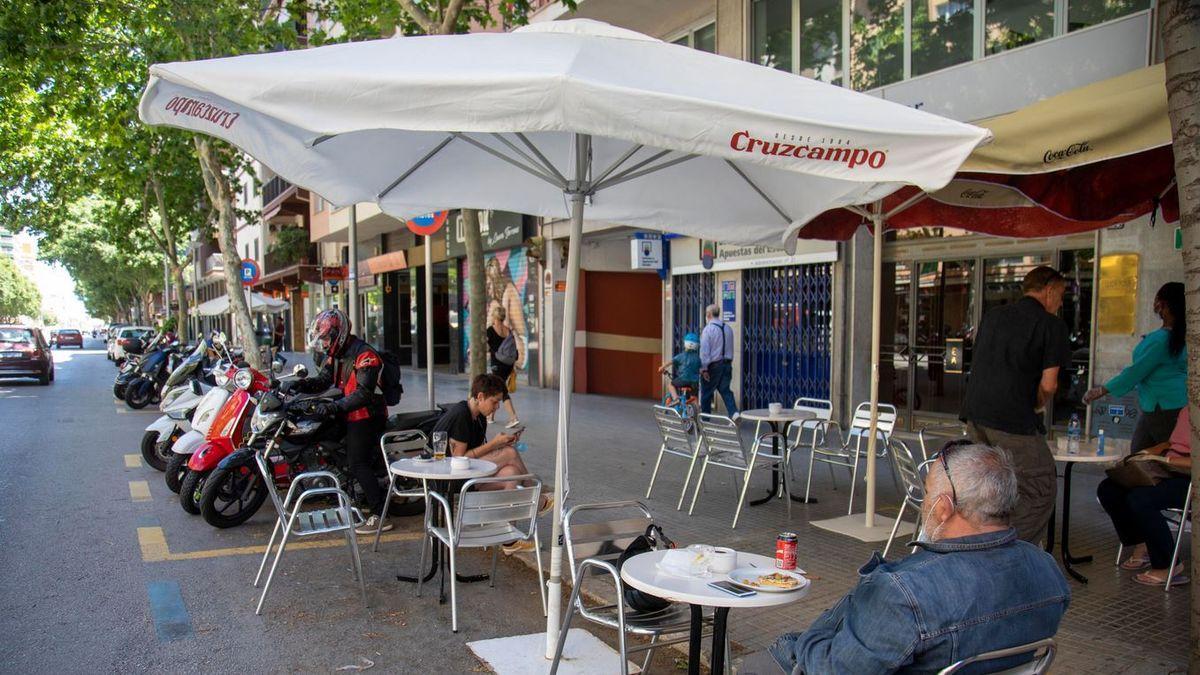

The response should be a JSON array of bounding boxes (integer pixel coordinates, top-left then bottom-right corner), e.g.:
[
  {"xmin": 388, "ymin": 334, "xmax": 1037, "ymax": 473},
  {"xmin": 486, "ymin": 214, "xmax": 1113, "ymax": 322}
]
[
  {"xmin": 506, "ymin": 369, "xmax": 518, "ymax": 393},
  {"xmin": 1105, "ymin": 454, "xmax": 1174, "ymax": 489},
  {"xmin": 616, "ymin": 525, "xmax": 675, "ymax": 613}
]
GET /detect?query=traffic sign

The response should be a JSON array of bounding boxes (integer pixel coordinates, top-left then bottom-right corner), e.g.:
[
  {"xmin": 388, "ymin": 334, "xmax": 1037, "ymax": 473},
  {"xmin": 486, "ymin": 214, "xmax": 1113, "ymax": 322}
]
[
  {"xmin": 406, "ymin": 211, "xmax": 448, "ymax": 236},
  {"xmin": 240, "ymin": 258, "xmax": 260, "ymax": 286}
]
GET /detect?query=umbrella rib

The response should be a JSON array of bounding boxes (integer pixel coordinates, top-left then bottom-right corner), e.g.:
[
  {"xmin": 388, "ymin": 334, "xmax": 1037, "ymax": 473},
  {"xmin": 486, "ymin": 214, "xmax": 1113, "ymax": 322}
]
[
  {"xmin": 591, "ymin": 148, "xmax": 673, "ymax": 191},
  {"xmin": 490, "ymin": 133, "xmax": 553, "ymax": 180},
  {"xmin": 723, "ymin": 160, "xmax": 792, "ymax": 224},
  {"xmin": 885, "ymin": 192, "xmax": 927, "ymax": 220},
  {"xmin": 591, "ymin": 143, "xmax": 645, "ymax": 187},
  {"xmin": 310, "ymin": 134, "xmax": 336, "ymax": 147},
  {"xmin": 455, "ymin": 133, "xmax": 565, "ymax": 189},
  {"xmin": 514, "ymin": 133, "xmax": 568, "ymax": 185},
  {"xmin": 377, "ymin": 135, "xmax": 457, "ymax": 200},
  {"xmin": 593, "ymin": 153, "xmax": 699, "ymax": 193}
]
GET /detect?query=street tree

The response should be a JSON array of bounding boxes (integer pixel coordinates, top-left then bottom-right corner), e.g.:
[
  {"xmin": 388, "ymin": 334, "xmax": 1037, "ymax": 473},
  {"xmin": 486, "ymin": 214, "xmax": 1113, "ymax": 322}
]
[
  {"xmin": 0, "ymin": 254, "xmax": 41, "ymax": 323},
  {"xmin": 1156, "ymin": 0, "xmax": 1200, "ymax": 664}
]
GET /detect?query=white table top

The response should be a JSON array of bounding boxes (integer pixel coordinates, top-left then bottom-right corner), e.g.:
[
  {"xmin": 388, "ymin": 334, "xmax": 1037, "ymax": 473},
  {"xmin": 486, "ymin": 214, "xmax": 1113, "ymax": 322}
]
[
  {"xmin": 1051, "ymin": 438, "xmax": 1129, "ymax": 463},
  {"xmin": 389, "ymin": 457, "xmax": 498, "ymax": 480},
  {"xmin": 739, "ymin": 408, "xmax": 816, "ymax": 423},
  {"xmin": 620, "ymin": 550, "xmax": 810, "ymax": 609}
]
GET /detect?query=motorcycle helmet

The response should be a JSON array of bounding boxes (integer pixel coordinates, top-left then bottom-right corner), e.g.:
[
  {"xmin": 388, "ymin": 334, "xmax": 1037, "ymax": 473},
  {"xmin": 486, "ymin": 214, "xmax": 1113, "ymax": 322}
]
[
  {"xmin": 683, "ymin": 332, "xmax": 700, "ymax": 351},
  {"xmin": 308, "ymin": 308, "xmax": 351, "ymax": 359}
]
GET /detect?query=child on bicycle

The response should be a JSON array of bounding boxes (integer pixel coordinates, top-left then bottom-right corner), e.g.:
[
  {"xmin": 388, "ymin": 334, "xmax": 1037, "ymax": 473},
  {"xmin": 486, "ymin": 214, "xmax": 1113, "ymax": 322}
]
[{"xmin": 658, "ymin": 332, "xmax": 701, "ymax": 406}]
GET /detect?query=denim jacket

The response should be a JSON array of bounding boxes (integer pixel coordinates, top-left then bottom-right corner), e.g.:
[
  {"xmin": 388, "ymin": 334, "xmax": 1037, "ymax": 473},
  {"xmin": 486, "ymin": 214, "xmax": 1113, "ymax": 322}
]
[{"xmin": 770, "ymin": 529, "xmax": 1070, "ymax": 674}]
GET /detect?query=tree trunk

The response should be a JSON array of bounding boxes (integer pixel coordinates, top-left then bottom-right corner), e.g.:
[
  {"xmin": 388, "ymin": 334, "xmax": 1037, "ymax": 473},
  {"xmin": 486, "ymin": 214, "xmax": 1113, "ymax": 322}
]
[
  {"xmin": 194, "ymin": 137, "xmax": 263, "ymax": 370},
  {"xmin": 1158, "ymin": 0, "xmax": 1199, "ymax": 667},
  {"xmin": 150, "ymin": 175, "xmax": 190, "ymax": 343},
  {"xmin": 171, "ymin": 263, "xmax": 189, "ymax": 343},
  {"xmin": 463, "ymin": 209, "xmax": 488, "ymax": 379}
]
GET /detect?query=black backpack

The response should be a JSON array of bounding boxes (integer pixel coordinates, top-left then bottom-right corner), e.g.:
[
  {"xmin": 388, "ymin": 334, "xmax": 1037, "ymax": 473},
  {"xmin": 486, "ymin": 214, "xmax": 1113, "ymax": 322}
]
[
  {"xmin": 378, "ymin": 349, "xmax": 405, "ymax": 406},
  {"xmin": 616, "ymin": 525, "xmax": 675, "ymax": 613}
]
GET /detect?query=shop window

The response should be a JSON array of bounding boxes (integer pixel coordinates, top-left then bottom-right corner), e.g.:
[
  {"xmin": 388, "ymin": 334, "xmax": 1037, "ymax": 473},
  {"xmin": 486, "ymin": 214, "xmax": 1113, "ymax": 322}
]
[
  {"xmin": 985, "ymin": 0, "xmax": 1054, "ymax": 54},
  {"xmin": 672, "ymin": 22, "xmax": 717, "ymax": 53},
  {"xmin": 801, "ymin": 0, "xmax": 844, "ymax": 84},
  {"xmin": 912, "ymin": 0, "xmax": 975, "ymax": 76},
  {"xmin": 850, "ymin": 0, "xmax": 904, "ymax": 90},
  {"xmin": 752, "ymin": 0, "xmax": 793, "ymax": 71},
  {"xmin": 1067, "ymin": 0, "xmax": 1149, "ymax": 31}
]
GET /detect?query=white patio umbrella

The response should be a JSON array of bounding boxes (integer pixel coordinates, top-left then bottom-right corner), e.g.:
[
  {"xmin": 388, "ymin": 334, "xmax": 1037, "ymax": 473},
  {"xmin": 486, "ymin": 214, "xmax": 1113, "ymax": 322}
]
[
  {"xmin": 139, "ymin": 19, "xmax": 989, "ymax": 657},
  {"xmin": 194, "ymin": 292, "xmax": 288, "ymax": 316}
]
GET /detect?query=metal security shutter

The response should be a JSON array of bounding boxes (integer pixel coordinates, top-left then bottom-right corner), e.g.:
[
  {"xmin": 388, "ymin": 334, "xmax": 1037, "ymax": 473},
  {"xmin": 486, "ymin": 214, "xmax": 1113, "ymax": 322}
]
[
  {"xmin": 672, "ymin": 273, "xmax": 714, "ymax": 354},
  {"xmin": 742, "ymin": 264, "xmax": 832, "ymax": 409}
]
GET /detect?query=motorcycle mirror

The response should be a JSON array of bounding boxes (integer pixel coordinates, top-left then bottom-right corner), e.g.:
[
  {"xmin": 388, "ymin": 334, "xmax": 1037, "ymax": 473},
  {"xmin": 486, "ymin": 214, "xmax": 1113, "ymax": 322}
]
[
  {"xmin": 191, "ymin": 379, "xmax": 203, "ymax": 395},
  {"xmin": 292, "ymin": 364, "xmax": 308, "ymax": 378}
]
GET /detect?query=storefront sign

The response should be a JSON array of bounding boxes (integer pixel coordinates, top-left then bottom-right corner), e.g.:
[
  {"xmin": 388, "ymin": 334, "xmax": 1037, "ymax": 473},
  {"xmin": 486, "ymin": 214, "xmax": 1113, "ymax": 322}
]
[
  {"xmin": 321, "ymin": 265, "xmax": 348, "ymax": 281},
  {"xmin": 944, "ymin": 338, "xmax": 964, "ymax": 374},
  {"xmin": 673, "ymin": 238, "xmax": 836, "ymax": 274},
  {"xmin": 630, "ymin": 233, "xmax": 663, "ymax": 269},
  {"xmin": 1097, "ymin": 253, "xmax": 1139, "ymax": 335},
  {"xmin": 721, "ymin": 280, "xmax": 736, "ymax": 322},
  {"xmin": 445, "ymin": 210, "xmax": 524, "ymax": 258}
]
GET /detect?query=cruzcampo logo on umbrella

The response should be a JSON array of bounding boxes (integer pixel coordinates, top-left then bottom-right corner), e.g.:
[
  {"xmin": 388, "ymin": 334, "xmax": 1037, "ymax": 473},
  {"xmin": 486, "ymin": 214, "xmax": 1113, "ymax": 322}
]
[{"xmin": 406, "ymin": 211, "xmax": 448, "ymax": 236}]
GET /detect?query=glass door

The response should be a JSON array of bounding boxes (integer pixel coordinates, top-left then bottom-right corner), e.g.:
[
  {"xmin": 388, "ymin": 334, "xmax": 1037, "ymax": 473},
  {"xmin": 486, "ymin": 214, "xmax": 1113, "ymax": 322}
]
[{"xmin": 911, "ymin": 260, "xmax": 975, "ymax": 418}]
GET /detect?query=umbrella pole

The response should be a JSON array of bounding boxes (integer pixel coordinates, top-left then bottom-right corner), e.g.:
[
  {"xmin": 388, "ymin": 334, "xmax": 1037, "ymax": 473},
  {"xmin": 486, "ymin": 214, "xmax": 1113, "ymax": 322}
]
[
  {"xmin": 425, "ymin": 235, "xmax": 435, "ymax": 409},
  {"xmin": 546, "ymin": 133, "xmax": 589, "ymax": 659},
  {"xmin": 865, "ymin": 208, "xmax": 884, "ymax": 528}
]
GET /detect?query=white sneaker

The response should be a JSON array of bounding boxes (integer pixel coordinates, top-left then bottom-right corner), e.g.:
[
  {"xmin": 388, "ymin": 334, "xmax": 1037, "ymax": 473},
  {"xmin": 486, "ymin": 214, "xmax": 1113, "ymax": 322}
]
[
  {"xmin": 356, "ymin": 515, "xmax": 392, "ymax": 535},
  {"xmin": 505, "ymin": 418, "xmax": 522, "ymax": 429}
]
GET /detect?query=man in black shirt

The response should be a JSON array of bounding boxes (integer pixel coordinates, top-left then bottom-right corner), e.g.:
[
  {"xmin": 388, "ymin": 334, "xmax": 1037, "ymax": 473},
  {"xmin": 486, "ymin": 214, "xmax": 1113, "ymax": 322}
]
[{"xmin": 961, "ymin": 266, "xmax": 1072, "ymax": 542}]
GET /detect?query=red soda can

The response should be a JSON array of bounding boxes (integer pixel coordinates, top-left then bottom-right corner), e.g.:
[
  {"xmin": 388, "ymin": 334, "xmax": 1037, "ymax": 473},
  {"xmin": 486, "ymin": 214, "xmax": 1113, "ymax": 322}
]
[{"xmin": 775, "ymin": 532, "xmax": 798, "ymax": 570}]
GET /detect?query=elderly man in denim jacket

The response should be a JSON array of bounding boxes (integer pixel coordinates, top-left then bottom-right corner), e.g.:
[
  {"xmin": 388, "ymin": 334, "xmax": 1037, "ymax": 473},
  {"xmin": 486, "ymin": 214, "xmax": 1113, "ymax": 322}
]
[{"xmin": 741, "ymin": 443, "xmax": 1070, "ymax": 674}]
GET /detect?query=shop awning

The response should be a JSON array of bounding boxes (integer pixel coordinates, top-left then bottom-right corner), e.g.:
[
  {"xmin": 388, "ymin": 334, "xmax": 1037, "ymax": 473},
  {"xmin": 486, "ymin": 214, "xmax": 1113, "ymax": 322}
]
[{"xmin": 195, "ymin": 292, "xmax": 289, "ymax": 316}]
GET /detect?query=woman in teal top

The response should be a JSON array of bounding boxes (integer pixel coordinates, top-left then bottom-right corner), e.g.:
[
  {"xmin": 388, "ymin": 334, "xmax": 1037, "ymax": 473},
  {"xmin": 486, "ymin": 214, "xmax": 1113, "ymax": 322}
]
[{"xmin": 1085, "ymin": 282, "xmax": 1187, "ymax": 451}]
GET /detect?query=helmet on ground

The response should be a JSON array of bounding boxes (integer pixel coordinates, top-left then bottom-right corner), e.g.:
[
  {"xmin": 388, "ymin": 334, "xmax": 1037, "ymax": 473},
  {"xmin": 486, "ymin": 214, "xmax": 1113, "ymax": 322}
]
[
  {"xmin": 683, "ymin": 332, "xmax": 700, "ymax": 350},
  {"xmin": 308, "ymin": 308, "xmax": 351, "ymax": 358}
]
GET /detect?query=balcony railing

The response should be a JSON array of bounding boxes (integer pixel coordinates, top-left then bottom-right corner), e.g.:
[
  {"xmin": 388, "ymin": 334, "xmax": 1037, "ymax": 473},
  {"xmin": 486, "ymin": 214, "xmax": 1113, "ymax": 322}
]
[
  {"xmin": 265, "ymin": 243, "xmax": 318, "ymax": 274},
  {"xmin": 262, "ymin": 175, "xmax": 293, "ymax": 207}
]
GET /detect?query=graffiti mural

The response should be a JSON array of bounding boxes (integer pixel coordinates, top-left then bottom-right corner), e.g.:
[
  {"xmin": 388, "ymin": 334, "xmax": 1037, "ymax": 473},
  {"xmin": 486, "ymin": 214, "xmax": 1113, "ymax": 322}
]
[{"xmin": 461, "ymin": 248, "xmax": 533, "ymax": 371}]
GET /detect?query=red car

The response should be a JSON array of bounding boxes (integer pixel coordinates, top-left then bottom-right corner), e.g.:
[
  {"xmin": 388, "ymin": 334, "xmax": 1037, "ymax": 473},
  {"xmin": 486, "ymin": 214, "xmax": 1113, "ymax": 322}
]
[
  {"xmin": 56, "ymin": 328, "xmax": 84, "ymax": 349},
  {"xmin": 0, "ymin": 326, "xmax": 54, "ymax": 385}
]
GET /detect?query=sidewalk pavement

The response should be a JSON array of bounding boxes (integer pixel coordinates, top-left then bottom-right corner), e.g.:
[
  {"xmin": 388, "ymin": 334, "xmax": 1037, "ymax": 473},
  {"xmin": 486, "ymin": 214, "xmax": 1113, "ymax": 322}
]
[{"xmin": 365, "ymin": 362, "xmax": 1189, "ymax": 673}]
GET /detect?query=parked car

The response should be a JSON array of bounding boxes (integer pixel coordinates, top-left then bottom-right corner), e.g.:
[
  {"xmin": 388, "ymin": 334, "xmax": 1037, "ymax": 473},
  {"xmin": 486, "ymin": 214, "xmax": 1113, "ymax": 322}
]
[
  {"xmin": 56, "ymin": 329, "xmax": 84, "ymax": 349},
  {"xmin": 105, "ymin": 324, "xmax": 128, "ymax": 360},
  {"xmin": 0, "ymin": 325, "xmax": 54, "ymax": 385},
  {"xmin": 109, "ymin": 326, "xmax": 154, "ymax": 362}
]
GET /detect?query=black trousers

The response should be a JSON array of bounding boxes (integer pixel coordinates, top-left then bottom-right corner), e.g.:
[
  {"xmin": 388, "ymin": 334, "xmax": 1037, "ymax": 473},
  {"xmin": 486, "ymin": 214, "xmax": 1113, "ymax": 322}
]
[
  {"xmin": 1130, "ymin": 406, "xmax": 1182, "ymax": 452},
  {"xmin": 346, "ymin": 415, "xmax": 386, "ymax": 516},
  {"xmin": 1096, "ymin": 476, "xmax": 1190, "ymax": 569}
]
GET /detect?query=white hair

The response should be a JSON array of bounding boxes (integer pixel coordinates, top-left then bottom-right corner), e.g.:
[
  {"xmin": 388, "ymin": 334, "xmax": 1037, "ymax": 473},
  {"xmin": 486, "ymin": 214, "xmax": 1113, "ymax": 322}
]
[
  {"xmin": 705, "ymin": 303, "xmax": 720, "ymax": 319},
  {"xmin": 930, "ymin": 444, "xmax": 1019, "ymax": 526}
]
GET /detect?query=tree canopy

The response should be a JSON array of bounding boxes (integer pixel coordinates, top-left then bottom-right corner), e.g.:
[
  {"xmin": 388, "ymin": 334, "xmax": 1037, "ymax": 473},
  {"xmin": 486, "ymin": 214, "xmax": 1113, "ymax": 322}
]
[{"xmin": 0, "ymin": 253, "xmax": 41, "ymax": 322}]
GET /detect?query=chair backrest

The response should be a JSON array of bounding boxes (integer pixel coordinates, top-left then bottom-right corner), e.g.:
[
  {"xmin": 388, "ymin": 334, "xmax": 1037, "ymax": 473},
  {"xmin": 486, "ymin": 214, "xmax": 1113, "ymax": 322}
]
[
  {"xmin": 455, "ymin": 476, "xmax": 542, "ymax": 542},
  {"xmin": 254, "ymin": 450, "xmax": 290, "ymax": 523},
  {"xmin": 918, "ymin": 423, "xmax": 969, "ymax": 463},
  {"xmin": 380, "ymin": 429, "xmax": 429, "ymax": 465},
  {"xmin": 653, "ymin": 405, "xmax": 694, "ymax": 454},
  {"xmin": 938, "ymin": 638, "xmax": 1056, "ymax": 675},
  {"xmin": 697, "ymin": 413, "xmax": 747, "ymax": 464},
  {"xmin": 562, "ymin": 501, "xmax": 654, "ymax": 585},
  {"xmin": 890, "ymin": 439, "xmax": 928, "ymax": 507},
  {"xmin": 848, "ymin": 402, "xmax": 898, "ymax": 438},
  {"xmin": 793, "ymin": 397, "xmax": 833, "ymax": 422}
]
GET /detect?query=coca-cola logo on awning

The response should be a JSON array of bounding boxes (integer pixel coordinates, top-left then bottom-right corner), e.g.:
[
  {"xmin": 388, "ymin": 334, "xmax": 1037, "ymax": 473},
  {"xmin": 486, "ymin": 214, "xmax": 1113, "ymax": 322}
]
[
  {"xmin": 164, "ymin": 96, "xmax": 240, "ymax": 130},
  {"xmin": 1043, "ymin": 141, "xmax": 1091, "ymax": 164},
  {"xmin": 729, "ymin": 130, "xmax": 887, "ymax": 169}
]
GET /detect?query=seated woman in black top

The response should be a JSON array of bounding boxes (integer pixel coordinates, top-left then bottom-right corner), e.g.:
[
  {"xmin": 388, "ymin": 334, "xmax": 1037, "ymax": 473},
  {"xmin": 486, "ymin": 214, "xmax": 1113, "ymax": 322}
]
[{"xmin": 486, "ymin": 306, "xmax": 521, "ymax": 428}]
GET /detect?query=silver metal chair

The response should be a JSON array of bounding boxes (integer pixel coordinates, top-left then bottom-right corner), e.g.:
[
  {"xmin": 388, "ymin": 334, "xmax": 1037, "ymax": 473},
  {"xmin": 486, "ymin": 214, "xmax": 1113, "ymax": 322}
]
[
  {"xmin": 1112, "ymin": 478, "xmax": 1192, "ymax": 592},
  {"xmin": 550, "ymin": 501, "xmax": 721, "ymax": 675},
  {"xmin": 786, "ymin": 397, "xmax": 838, "ymax": 483},
  {"xmin": 373, "ymin": 429, "xmax": 429, "ymax": 551},
  {"xmin": 688, "ymin": 413, "xmax": 789, "ymax": 528},
  {"xmin": 917, "ymin": 422, "xmax": 969, "ymax": 462},
  {"xmin": 882, "ymin": 440, "xmax": 936, "ymax": 558},
  {"xmin": 805, "ymin": 402, "xmax": 898, "ymax": 514},
  {"xmin": 646, "ymin": 405, "xmax": 703, "ymax": 510},
  {"xmin": 937, "ymin": 637, "xmax": 1056, "ymax": 674},
  {"xmin": 420, "ymin": 475, "xmax": 545, "ymax": 632},
  {"xmin": 252, "ymin": 452, "xmax": 366, "ymax": 615}
]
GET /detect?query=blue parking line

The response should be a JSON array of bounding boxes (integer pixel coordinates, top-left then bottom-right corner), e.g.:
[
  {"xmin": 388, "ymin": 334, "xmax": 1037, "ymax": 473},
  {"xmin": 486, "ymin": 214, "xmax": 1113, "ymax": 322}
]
[{"xmin": 146, "ymin": 580, "xmax": 192, "ymax": 641}]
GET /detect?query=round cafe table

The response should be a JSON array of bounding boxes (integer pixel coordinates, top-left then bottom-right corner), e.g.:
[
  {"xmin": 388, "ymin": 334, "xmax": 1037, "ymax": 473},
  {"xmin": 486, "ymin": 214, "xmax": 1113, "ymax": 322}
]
[
  {"xmin": 737, "ymin": 408, "xmax": 816, "ymax": 505},
  {"xmin": 621, "ymin": 549, "xmax": 809, "ymax": 675},
  {"xmin": 390, "ymin": 457, "xmax": 498, "ymax": 597},
  {"xmin": 1045, "ymin": 441, "xmax": 1126, "ymax": 584}
]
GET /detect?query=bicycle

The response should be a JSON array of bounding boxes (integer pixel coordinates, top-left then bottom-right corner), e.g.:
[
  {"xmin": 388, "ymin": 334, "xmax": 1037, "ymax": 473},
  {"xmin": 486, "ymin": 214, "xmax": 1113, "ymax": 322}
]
[{"xmin": 661, "ymin": 367, "xmax": 699, "ymax": 433}]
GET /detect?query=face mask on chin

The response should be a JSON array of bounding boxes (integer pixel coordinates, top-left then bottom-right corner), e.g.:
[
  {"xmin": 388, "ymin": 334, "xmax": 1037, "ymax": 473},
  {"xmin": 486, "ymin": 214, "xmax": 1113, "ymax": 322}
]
[{"xmin": 917, "ymin": 494, "xmax": 950, "ymax": 543}]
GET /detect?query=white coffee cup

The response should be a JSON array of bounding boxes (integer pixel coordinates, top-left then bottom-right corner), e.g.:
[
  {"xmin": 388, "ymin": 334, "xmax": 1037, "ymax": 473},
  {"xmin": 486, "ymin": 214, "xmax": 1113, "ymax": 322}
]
[
  {"xmin": 768, "ymin": 402, "xmax": 783, "ymax": 416},
  {"xmin": 450, "ymin": 456, "xmax": 470, "ymax": 471},
  {"xmin": 710, "ymin": 547, "xmax": 737, "ymax": 574}
]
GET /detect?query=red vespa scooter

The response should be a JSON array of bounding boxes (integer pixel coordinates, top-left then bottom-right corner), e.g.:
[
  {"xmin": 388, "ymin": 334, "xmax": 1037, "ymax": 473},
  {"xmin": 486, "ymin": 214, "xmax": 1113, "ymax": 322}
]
[{"xmin": 179, "ymin": 365, "xmax": 272, "ymax": 514}]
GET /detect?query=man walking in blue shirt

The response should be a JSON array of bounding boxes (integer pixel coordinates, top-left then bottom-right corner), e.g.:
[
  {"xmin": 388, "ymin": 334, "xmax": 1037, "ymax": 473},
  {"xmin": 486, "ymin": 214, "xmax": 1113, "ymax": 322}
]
[{"xmin": 699, "ymin": 303, "xmax": 738, "ymax": 416}]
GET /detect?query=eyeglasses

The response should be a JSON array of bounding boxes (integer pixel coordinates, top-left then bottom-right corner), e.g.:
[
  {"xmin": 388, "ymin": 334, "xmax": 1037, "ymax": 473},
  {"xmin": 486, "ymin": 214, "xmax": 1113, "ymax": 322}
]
[{"xmin": 933, "ymin": 439, "xmax": 972, "ymax": 506}]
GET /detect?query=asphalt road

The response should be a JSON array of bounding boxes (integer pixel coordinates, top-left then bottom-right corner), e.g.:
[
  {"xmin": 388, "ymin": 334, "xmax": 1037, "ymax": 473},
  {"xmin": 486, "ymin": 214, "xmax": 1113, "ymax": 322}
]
[{"xmin": 0, "ymin": 340, "xmax": 560, "ymax": 673}]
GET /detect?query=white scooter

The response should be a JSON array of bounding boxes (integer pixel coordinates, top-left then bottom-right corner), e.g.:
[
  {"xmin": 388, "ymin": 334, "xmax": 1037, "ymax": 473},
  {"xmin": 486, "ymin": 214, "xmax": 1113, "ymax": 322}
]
[
  {"xmin": 165, "ymin": 360, "xmax": 236, "ymax": 494},
  {"xmin": 141, "ymin": 339, "xmax": 225, "ymax": 471}
]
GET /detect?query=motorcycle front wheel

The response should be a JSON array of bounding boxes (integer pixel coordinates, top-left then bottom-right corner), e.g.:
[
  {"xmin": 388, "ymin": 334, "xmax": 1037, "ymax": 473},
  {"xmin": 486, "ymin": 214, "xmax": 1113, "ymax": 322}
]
[
  {"xmin": 179, "ymin": 469, "xmax": 207, "ymax": 514},
  {"xmin": 113, "ymin": 381, "xmax": 127, "ymax": 400},
  {"xmin": 141, "ymin": 431, "xmax": 169, "ymax": 471},
  {"xmin": 199, "ymin": 464, "xmax": 268, "ymax": 528},
  {"xmin": 165, "ymin": 453, "xmax": 189, "ymax": 493},
  {"xmin": 125, "ymin": 379, "xmax": 153, "ymax": 409}
]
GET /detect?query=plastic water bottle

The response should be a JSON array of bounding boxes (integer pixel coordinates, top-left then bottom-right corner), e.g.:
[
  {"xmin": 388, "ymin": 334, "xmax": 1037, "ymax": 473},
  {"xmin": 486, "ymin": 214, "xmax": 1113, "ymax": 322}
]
[
  {"xmin": 1096, "ymin": 427, "xmax": 1106, "ymax": 456},
  {"xmin": 514, "ymin": 441, "xmax": 528, "ymax": 453},
  {"xmin": 1067, "ymin": 414, "xmax": 1082, "ymax": 455}
]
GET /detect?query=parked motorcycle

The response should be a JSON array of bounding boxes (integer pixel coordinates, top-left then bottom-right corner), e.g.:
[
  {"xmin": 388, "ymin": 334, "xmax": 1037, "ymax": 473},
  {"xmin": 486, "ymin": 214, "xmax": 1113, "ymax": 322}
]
[
  {"xmin": 125, "ymin": 341, "xmax": 183, "ymax": 410},
  {"xmin": 166, "ymin": 362, "xmax": 236, "ymax": 493},
  {"xmin": 140, "ymin": 338, "xmax": 225, "ymax": 471},
  {"xmin": 113, "ymin": 356, "xmax": 142, "ymax": 400}
]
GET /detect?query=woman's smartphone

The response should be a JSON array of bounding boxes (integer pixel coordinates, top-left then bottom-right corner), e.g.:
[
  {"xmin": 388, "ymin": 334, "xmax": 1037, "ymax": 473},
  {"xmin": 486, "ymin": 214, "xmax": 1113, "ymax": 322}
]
[{"xmin": 708, "ymin": 581, "xmax": 756, "ymax": 597}]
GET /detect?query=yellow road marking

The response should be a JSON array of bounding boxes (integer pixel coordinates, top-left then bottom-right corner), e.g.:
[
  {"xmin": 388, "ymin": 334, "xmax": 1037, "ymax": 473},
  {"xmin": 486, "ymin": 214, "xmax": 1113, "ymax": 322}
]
[
  {"xmin": 129, "ymin": 481, "xmax": 152, "ymax": 502},
  {"xmin": 136, "ymin": 526, "xmax": 424, "ymax": 563},
  {"xmin": 124, "ymin": 454, "xmax": 142, "ymax": 468}
]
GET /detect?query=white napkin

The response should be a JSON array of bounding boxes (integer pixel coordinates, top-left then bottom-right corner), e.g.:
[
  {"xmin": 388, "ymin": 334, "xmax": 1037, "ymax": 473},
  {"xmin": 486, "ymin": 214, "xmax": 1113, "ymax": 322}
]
[{"xmin": 656, "ymin": 547, "xmax": 712, "ymax": 577}]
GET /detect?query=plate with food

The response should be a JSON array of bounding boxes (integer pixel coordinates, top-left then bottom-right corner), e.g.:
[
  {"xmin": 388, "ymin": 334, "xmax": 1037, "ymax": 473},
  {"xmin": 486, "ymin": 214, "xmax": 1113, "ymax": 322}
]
[{"xmin": 727, "ymin": 567, "xmax": 809, "ymax": 593}]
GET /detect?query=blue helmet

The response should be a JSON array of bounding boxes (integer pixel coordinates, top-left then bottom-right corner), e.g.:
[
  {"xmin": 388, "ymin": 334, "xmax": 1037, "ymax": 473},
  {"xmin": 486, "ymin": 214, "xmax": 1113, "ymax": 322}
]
[{"xmin": 683, "ymin": 332, "xmax": 700, "ymax": 350}]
